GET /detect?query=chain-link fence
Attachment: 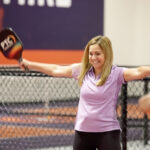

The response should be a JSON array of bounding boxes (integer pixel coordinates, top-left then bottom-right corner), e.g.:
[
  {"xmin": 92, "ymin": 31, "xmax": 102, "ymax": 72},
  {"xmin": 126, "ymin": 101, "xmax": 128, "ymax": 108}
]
[{"xmin": 0, "ymin": 66, "xmax": 150, "ymax": 150}]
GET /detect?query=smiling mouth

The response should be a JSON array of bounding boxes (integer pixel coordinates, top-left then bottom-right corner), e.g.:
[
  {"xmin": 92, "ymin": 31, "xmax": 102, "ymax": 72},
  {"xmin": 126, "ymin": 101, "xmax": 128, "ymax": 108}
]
[{"xmin": 93, "ymin": 61, "xmax": 99, "ymax": 64}]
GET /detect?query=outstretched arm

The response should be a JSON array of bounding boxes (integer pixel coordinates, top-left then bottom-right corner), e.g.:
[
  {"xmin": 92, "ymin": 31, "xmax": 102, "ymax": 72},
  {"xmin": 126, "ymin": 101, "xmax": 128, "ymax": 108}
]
[
  {"xmin": 20, "ymin": 59, "xmax": 81, "ymax": 78},
  {"xmin": 123, "ymin": 66, "xmax": 150, "ymax": 82}
]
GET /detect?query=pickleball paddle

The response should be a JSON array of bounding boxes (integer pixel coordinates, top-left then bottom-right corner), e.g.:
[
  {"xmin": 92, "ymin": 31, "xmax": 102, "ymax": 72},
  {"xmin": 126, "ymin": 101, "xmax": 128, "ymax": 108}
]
[{"xmin": 0, "ymin": 27, "xmax": 23, "ymax": 62}]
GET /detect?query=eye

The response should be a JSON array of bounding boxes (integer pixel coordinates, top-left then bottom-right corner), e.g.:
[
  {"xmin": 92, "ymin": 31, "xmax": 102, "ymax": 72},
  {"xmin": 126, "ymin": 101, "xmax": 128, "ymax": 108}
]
[
  {"xmin": 95, "ymin": 52, "xmax": 101, "ymax": 56},
  {"xmin": 89, "ymin": 52, "xmax": 93, "ymax": 56}
]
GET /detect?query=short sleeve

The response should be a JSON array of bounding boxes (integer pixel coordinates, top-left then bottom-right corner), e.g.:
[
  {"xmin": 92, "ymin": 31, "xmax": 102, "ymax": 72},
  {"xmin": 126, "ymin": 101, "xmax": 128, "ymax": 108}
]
[
  {"xmin": 117, "ymin": 67, "xmax": 127, "ymax": 84},
  {"xmin": 72, "ymin": 64, "xmax": 81, "ymax": 80}
]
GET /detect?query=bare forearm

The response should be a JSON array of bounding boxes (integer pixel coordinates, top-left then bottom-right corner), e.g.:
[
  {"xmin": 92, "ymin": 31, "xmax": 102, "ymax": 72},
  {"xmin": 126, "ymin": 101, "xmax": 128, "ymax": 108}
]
[
  {"xmin": 28, "ymin": 61, "xmax": 59, "ymax": 76},
  {"xmin": 20, "ymin": 59, "xmax": 75, "ymax": 77},
  {"xmin": 20, "ymin": 59, "xmax": 60, "ymax": 76},
  {"xmin": 124, "ymin": 66, "xmax": 150, "ymax": 81},
  {"xmin": 138, "ymin": 66, "xmax": 150, "ymax": 79}
]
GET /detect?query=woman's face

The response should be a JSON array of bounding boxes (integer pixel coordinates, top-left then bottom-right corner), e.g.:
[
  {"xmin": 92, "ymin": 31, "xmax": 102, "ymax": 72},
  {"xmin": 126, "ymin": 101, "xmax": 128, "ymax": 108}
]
[{"xmin": 89, "ymin": 44, "xmax": 105, "ymax": 71}]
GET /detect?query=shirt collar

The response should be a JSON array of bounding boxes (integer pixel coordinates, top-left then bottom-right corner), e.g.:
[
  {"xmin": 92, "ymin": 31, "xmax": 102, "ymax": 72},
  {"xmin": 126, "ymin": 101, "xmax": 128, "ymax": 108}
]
[{"xmin": 89, "ymin": 66, "xmax": 101, "ymax": 80}]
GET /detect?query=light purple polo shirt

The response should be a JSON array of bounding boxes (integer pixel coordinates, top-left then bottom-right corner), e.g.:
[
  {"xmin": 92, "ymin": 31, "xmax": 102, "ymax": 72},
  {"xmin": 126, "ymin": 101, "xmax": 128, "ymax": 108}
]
[{"xmin": 72, "ymin": 65, "xmax": 126, "ymax": 132}]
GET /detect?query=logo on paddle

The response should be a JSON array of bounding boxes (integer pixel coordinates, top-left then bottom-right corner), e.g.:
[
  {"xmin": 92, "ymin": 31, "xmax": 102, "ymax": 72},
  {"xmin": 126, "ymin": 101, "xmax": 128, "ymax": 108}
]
[{"xmin": 0, "ymin": 35, "xmax": 16, "ymax": 51}]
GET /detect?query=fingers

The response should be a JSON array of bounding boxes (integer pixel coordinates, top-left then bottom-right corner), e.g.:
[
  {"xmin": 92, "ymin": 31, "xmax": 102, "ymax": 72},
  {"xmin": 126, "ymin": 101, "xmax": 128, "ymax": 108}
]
[
  {"xmin": 19, "ymin": 58, "xmax": 30, "ymax": 71},
  {"xmin": 138, "ymin": 94, "xmax": 150, "ymax": 113}
]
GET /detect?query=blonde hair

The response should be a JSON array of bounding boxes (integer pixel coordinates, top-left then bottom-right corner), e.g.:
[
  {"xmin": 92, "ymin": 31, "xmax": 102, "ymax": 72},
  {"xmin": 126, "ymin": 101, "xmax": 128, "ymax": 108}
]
[{"xmin": 78, "ymin": 35, "xmax": 113, "ymax": 86}]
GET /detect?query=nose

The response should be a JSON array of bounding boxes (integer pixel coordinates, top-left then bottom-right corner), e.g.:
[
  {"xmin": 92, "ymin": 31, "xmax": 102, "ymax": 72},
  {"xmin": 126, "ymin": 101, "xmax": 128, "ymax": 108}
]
[{"xmin": 91, "ymin": 54, "xmax": 97, "ymax": 59}]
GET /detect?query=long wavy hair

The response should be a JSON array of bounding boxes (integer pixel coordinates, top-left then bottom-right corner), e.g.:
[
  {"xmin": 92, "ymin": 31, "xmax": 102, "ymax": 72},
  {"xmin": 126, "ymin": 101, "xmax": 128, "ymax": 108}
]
[{"xmin": 78, "ymin": 35, "xmax": 113, "ymax": 86}]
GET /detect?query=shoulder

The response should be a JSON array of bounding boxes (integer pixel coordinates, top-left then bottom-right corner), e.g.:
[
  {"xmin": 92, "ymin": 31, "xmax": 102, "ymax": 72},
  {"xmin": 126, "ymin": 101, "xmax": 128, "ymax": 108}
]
[
  {"xmin": 71, "ymin": 63, "xmax": 81, "ymax": 72},
  {"xmin": 111, "ymin": 65, "xmax": 126, "ymax": 73},
  {"xmin": 71, "ymin": 63, "xmax": 81, "ymax": 79},
  {"xmin": 110, "ymin": 65, "xmax": 127, "ymax": 83}
]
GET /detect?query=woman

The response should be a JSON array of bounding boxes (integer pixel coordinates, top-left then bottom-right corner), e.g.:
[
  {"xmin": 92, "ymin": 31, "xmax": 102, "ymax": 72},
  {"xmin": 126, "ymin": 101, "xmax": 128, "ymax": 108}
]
[{"xmin": 20, "ymin": 35, "xmax": 150, "ymax": 150}]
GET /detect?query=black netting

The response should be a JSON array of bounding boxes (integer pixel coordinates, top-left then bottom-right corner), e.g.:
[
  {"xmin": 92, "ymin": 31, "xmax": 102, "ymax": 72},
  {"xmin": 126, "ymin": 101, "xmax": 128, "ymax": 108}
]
[{"xmin": 0, "ymin": 66, "xmax": 150, "ymax": 150}]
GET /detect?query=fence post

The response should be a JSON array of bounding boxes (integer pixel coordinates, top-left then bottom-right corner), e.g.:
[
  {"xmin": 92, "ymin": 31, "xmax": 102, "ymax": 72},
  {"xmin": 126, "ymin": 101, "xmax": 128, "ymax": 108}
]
[
  {"xmin": 143, "ymin": 79, "xmax": 149, "ymax": 145},
  {"xmin": 121, "ymin": 83, "xmax": 127, "ymax": 150}
]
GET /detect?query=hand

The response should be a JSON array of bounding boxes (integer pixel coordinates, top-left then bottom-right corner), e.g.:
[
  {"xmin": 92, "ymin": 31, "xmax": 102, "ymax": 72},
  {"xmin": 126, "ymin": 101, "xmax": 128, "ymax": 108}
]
[
  {"xmin": 19, "ymin": 58, "xmax": 30, "ymax": 71},
  {"xmin": 138, "ymin": 94, "xmax": 150, "ymax": 113}
]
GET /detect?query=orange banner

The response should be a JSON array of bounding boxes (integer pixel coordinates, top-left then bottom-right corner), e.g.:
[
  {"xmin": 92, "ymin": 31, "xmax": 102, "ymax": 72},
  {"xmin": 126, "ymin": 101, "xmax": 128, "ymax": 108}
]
[{"xmin": 0, "ymin": 50, "xmax": 83, "ymax": 65}]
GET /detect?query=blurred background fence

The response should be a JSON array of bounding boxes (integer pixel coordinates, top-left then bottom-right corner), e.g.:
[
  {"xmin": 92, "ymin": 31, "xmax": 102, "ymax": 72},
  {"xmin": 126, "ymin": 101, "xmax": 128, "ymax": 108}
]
[{"xmin": 0, "ymin": 66, "xmax": 150, "ymax": 150}]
